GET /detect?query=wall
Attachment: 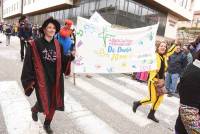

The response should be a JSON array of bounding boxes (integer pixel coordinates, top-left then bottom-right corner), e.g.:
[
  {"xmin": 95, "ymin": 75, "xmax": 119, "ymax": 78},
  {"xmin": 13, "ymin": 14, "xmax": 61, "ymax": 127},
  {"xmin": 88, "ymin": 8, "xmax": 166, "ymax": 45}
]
[
  {"xmin": 154, "ymin": 0, "xmax": 193, "ymax": 20},
  {"xmin": 3, "ymin": 0, "xmax": 21, "ymax": 18},
  {"xmin": 23, "ymin": 0, "xmax": 73, "ymax": 14},
  {"xmin": 0, "ymin": 0, "xmax": 2, "ymax": 21},
  {"xmin": 164, "ymin": 13, "xmax": 179, "ymax": 39}
]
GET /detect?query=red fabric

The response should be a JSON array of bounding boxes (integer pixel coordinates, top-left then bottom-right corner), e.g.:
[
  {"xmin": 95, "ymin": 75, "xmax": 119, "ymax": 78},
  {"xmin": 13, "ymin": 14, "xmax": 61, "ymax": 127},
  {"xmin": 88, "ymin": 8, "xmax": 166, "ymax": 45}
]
[
  {"xmin": 140, "ymin": 72, "xmax": 149, "ymax": 81},
  {"xmin": 59, "ymin": 27, "xmax": 72, "ymax": 38},
  {"xmin": 65, "ymin": 56, "xmax": 72, "ymax": 76},
  {"xmin": 45, "ymin": 104, "xmax": 56, "ymax": 121},
  {"xmin": 30, "ymin": 39, "xmax": 63, "ymax": 115},
  {"xmin": 54, "ymin": 40, "xmax": 63, "ymax": 107},
  {"xmin": 30, "ymin": 41, "xmax": 49, "ymax": 115},
  {"xmin": 64, "ymin": 19, "xmax": 73, "ymax": 27},
  {"xmin": 45, "ymin": 85, "xmax": 56, "ymax": 121},
  {"xmin": 24, "ymin": 81, "xmax": 35, "ymax": 96}
]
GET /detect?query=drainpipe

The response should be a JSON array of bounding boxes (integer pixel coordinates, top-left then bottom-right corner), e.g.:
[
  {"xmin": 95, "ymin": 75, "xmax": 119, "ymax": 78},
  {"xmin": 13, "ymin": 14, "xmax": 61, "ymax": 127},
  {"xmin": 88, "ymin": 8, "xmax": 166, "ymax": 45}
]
[{"xmin": 21, "ymin": 0, "xmax": 23, "ymax": 17}]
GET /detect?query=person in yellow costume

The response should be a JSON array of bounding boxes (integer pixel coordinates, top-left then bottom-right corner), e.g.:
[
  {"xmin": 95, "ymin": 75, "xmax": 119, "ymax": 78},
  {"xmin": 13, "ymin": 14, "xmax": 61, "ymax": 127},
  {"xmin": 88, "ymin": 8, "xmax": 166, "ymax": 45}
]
[{"xmin": 132, "ymin": 41, "xmax": 177, "ymax": 123}]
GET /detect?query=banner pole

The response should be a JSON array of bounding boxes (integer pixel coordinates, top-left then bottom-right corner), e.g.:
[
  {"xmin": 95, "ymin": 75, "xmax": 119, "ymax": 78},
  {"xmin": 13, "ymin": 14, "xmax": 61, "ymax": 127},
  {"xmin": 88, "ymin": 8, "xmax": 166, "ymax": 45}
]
[{"xmin": 73, "ymin": 73, "xmax": 76, "ymax": 86}]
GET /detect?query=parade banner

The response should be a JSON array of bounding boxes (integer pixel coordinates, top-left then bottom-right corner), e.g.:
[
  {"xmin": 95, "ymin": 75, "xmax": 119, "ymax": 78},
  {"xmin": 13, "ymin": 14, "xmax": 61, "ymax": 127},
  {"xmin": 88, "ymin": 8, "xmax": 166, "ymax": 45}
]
[{"xmin": 74, "ymin": 17, "xmax": 159, "ymax": 73}]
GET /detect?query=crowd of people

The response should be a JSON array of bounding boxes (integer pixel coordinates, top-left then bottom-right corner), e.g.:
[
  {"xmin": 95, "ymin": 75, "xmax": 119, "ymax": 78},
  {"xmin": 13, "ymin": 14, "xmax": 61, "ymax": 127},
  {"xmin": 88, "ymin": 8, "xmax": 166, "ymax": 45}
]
[
  {"xmin": 132, "ymin": 39, "xmax": 196, "ymax": 98},
  {"xmin": 132, "ymin": 36, "xmax": 200, "ymax": 134},
  {"xmin": 1, "ymin": 14, "xmax": 200, "ymax": 133},
  {"xmin": 0, "ymin": 20, "xmax": 40, "ymax": 52},
  {"xmin": 175, "ymin": 36, "xmax": 200, "ymax": 134}
]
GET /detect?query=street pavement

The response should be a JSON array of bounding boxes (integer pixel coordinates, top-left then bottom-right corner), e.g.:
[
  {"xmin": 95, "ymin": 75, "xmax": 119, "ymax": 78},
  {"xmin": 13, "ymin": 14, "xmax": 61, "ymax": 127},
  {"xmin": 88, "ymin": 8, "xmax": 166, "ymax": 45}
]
[{"xmin": 0, "ymin": 33, "xmax": 179, "ymax": 134}]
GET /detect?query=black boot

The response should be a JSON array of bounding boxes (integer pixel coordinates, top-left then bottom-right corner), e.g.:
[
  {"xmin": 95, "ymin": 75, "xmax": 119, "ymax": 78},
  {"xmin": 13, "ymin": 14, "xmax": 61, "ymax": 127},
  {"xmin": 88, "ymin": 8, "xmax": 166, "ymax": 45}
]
[
  {"xmin": 43, "ymin": 120, "xmax": 53, "ymax": 134},
  {"xmin": 132, "ymin": 101, "xmax": 141, "ymax": 113},
  {"xmin": 147, "ymin": 109, "xmax": 159, "ymax": 123},
  {"xmin": 31, "ymin": 111, "xmax": 38, "ymax": 122}
]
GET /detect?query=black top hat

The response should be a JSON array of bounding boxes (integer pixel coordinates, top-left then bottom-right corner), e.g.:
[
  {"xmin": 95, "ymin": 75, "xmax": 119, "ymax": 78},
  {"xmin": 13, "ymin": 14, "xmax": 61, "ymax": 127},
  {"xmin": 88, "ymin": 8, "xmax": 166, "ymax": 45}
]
[{"xmin": 41, "ymin": 17, "xmax": 60, "ymax": 34}]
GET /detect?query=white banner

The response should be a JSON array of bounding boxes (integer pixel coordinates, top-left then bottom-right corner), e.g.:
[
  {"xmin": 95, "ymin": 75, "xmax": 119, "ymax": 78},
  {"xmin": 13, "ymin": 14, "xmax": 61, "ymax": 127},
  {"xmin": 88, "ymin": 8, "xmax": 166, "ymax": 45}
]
[{"xmin": 74, "ymin": 17, "xmax": 158, "ymax": 73}]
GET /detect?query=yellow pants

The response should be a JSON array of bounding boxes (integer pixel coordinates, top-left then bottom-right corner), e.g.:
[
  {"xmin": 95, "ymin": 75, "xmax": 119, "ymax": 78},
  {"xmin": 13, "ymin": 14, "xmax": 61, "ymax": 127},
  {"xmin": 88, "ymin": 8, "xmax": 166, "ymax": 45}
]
[{"xmin": 140, "ymin": 81, "xmax": 164, "ymax": 110}]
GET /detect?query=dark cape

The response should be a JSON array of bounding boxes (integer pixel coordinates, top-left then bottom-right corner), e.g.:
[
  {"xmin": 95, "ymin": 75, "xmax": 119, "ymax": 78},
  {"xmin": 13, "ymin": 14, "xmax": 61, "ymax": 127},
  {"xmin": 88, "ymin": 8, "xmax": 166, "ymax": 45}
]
[
  {"xmin": 21, "ymin": 37, "xmax": 74, "ymax": 115},
  {"xmin": 175, "ymin": 63, "xmax": 200, "ymax": 134}
]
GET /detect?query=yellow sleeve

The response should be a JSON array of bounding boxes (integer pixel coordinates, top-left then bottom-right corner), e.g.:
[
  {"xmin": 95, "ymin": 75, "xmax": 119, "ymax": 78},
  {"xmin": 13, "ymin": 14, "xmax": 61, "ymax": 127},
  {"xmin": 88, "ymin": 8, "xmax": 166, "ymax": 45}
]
[
  {"xmin": 166, "ymin": 44, "xmax": 176, "ymax": 57},
  {"xmin": 148, "ymin": 54, "xmax": 160, "ymax": 83}
]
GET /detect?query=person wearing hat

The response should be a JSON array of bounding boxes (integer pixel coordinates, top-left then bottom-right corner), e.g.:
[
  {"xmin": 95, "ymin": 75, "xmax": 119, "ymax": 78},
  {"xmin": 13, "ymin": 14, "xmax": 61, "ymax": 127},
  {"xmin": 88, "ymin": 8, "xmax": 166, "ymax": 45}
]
[
  {"xmin": 21, "ymin": 17, "xmax": 75, "ymax": 134},
  {"xmin": 18, "ymin": 17, "xmax": 32, "ymax": 61},
  {"xmin": 56, "ymin": 19, "xmax": 75, "ymax": 55},
  {"xmin": 56, "ymin": 19, "xmax": 76, "ymax": 76}
]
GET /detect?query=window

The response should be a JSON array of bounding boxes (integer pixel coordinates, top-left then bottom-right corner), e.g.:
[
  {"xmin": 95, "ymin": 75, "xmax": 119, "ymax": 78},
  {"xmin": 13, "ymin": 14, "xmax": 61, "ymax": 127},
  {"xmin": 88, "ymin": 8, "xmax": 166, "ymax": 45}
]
[
  {"xmin": 24, "ymin": 0, "xmax": 26, "ymax": 6},
  {"xmin": 99, "ymin": 0, "xmax": 107, "ymax": 9},
  {"xmin": 141, "ymin": 7, "xmax": 148, "ymax": 16},
  {"xmin": 107, "ymin": 0, "xmax": 116, "ymax": 8},
  {"xmin": 118, "ymin": 0, "xmax": 125, "ymax": 11},
  {"xmin": 64, "ymin": 9, "xmax": 69, "ymax": 19},
  {"xmin": 176, "ymin": 0, "xmax": 188, "ymax": 8},
  {"xmin": 88, "ymin": 1, "xmax": 95, "ymax": 15},
  {"xmin": 116, "ymin": 0, "xmax": 167, "ymax": 36},
  {"xmin": 14, "ymin": 3, "xmax": 16, "ymax": 11},
  {"xmin": 80, "ymin": 4, "xmax": 84, "ymax": 16},
  {"xmin": 28, "ymin": 0, "xmax": 31, "ymax": 4},
  {"xmin": 184, "ymin": 0, "xmax": 188, "ymax": 9},
  {"xmin": 75, "ymin": 6, "xmax": 81, "ymax": 16},
  {"xmin": 127, "ymin": 1, "xmax": 136, "ymax": 14},
  {"xmin": 83, "ymin": 3, "xmax": 90, "ymax": 16}
]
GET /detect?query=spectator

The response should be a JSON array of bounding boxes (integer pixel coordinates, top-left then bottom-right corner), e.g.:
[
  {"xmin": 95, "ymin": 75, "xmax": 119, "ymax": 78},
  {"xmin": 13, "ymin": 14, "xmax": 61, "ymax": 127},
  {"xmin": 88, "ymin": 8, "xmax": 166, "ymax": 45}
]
[
  {"xmin": 18, "ymin": 19, "xmax": 32, "ymax": 61},
  {"xmin": 32, "ymin": 24, "xmax": 39, "ymax": 39},
  {"xmin": 56, "ymin": 19, "xmax": 75, "ymax": 76},
  {"xmin": 0, "ymin": 22, "xmax": 3, "ymax": 33},
  {"xmin": 5, "ymin": 24, "xmax": 12, "ymax": 46},
  {"xmin": 183, "ymin": 45, "xmax": 193, "ymax": 65},
  {"xmin": 165, "ymin": 44, "xmax": 188, "ymax": 97}
]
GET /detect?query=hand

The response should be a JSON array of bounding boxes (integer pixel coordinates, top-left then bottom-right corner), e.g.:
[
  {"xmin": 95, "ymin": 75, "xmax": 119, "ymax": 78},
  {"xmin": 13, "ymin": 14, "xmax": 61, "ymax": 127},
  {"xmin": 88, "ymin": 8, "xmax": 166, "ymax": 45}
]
[
  {"xmin": 71, "ymin": 50, "xmax": 76, "ymax": 56},
  {"xmin": 21, "ymin": 37, "xmax": 24, "ymax": 40},
  {"xmin": 174, "ymin": 39, "xmax": 180, "ymax": 45},
  {"xmin": 27, "ymin": 86, "xmax": 34, "ymax": 91},
  {"xmin": 30, "ymin": 86, "xmax": 34, "ymax": 90}
]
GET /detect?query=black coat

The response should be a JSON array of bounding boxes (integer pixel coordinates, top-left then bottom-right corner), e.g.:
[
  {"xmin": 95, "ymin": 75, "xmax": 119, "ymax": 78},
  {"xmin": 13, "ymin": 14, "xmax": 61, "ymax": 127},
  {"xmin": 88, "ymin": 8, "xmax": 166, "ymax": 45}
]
[
  {"xmin": 5, "ymin": 27, "xmax": 12, "ymax": 36},
  {"xmin": 175, "ymin": 63, "xmax": 200, "ymax": 134},
  {"xmin": 18, "ymin": 26, "xmax": 32, "ymax": 40},
  {"xmin": 21, "ymin": 37, "xmax": 74, "ymax": 114}
]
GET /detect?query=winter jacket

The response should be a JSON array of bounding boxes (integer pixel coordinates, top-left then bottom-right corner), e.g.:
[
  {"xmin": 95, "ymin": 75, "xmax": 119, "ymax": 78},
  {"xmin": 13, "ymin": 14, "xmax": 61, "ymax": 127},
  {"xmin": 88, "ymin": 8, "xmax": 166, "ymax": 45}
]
[{"xmin": 167, "ymin": 51, "xmax": 188, "ymax": 75}]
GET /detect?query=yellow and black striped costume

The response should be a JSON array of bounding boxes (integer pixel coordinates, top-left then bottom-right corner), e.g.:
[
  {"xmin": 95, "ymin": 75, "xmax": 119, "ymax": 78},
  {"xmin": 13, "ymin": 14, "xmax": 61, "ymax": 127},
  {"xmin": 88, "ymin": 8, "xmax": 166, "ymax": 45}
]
[{"xmin": 139, "ymin": 45, "xmax": 176, "ymax": 110}]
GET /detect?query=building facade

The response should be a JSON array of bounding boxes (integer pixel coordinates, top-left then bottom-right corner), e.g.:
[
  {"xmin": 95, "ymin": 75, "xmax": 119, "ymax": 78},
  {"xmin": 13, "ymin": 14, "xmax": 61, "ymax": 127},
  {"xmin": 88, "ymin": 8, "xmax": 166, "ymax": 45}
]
[
  {"xmin": 2, "ymin": 0, "xmax": 194, "ymax": 40},
  {"xmin": 177, "ymin": 9, "xmax": 200, "ymax": 45},
  {"xmin": 2, "ymin": 0, "xmax": 76, "ymax": 24},
  {"xmin": 3, "ymin": 0, "xmax": 22, "ymax": 19},
  {"xmin": 193, "ymin": 10, "xmax": 200, "ymax": 26},
  {"xmin": 0, "ymin": 0, "xmax": 2, "ymax": 22}
]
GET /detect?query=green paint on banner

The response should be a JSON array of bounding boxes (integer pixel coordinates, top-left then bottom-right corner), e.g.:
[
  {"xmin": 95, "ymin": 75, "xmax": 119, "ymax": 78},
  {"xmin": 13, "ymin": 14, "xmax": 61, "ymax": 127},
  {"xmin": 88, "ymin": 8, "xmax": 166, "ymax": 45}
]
[{"xmin": 98, "ymin": 27, "xmax": 114, "ymax": 47}]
